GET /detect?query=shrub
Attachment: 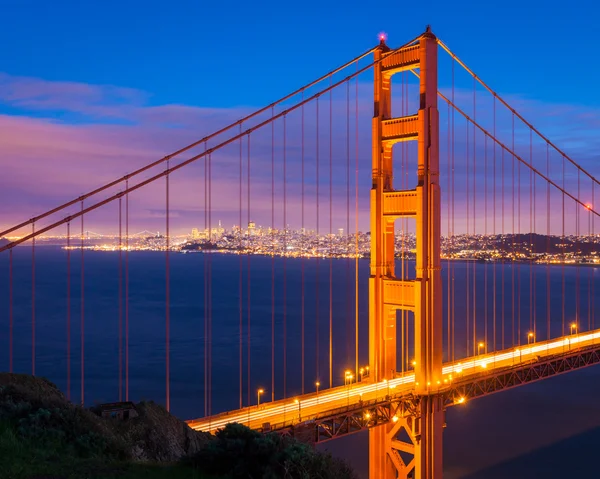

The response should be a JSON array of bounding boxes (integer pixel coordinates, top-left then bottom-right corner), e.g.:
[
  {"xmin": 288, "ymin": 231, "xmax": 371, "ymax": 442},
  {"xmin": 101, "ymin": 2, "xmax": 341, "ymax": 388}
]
[{"xmin": 186, "ymin": 423, "xmax": 357, "ymax": 479}]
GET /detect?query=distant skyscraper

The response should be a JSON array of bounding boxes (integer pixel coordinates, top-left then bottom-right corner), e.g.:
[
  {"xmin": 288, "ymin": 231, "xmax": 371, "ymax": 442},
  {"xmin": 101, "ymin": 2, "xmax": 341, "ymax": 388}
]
[{"xmin": 338, "ymin": 228, "xmax": 344, "ymax": 236}]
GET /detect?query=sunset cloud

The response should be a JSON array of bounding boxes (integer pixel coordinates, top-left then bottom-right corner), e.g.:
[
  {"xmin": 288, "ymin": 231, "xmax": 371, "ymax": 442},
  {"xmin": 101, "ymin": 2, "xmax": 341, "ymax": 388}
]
[{"xmin": 1, "ymin": 71, "xmax": 599, "ymax": 238}]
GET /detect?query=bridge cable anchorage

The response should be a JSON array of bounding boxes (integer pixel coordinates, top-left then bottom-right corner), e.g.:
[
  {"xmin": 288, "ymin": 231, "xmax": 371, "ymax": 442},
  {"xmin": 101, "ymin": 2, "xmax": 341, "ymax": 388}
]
[
  {"xmin": 437, "ymin": 38, "xmax": 600, "ymax": 188},
  {"xmin": 0, "ymin": 49, "xmax": 378, "ymax": 240}
]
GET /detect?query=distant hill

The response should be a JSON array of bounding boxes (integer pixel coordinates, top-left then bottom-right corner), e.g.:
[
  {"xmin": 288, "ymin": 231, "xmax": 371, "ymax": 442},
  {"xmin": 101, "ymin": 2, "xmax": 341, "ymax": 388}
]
[{"xmin": 0, "ymin": 237, "xmax": 8, "ymax": 247}]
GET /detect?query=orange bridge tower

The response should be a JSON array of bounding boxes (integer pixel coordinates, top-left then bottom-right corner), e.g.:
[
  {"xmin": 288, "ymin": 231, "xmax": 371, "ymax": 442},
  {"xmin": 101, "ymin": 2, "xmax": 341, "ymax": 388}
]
[{"xmin": 369, "ymin": 27, "xmax": 443, "ymax": 479}]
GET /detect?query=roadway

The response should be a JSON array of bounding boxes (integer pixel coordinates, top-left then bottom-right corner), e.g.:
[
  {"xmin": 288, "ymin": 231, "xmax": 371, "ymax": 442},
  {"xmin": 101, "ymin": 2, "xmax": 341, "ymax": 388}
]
[{"xmin": 187, "ymin": 327, "xmax": 600, "ymax": 433}]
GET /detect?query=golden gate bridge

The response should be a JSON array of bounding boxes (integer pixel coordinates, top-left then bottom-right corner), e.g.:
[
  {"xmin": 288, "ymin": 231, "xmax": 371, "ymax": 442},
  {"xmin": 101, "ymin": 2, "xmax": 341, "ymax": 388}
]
[{"xmin": 1, "ymin": 27, "xmax": 599, "ymax": 478}]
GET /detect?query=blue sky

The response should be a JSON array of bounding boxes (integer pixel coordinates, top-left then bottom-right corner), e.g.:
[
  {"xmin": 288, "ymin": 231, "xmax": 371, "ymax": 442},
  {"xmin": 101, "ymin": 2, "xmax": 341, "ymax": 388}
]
[
  {"xmin": 3, "ymin": 0, "xmax": 598, "ymax": 108},
  {"xmin": 1, "ymin": 0, "xmax": 599, "ymax": 234}
]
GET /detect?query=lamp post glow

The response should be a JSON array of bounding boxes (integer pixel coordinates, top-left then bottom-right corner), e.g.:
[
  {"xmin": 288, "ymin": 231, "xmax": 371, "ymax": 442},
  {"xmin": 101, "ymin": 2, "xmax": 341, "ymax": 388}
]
[
  {"xmin": 527, "ymin": 332, "xmax": 534, "ymax": 345},
  {"xmin": 294, "ymin": 399, "xmax": 301, "ymax": 422},
  {"xmin": 257, "ymin": 389, "xmax": 264, "ymax": 407},
  {"xmin": 570, "ymin": 322, "xmax": 577, "ymax": 335},
  {"xmin": 359, "ymin": 368, "xmax": 365, "ymax": 381},
  {"xmin": 478, "ymin": 342, "xmax": 485, "ymax": 356},
  {"xmin": 315, "ymin": 381, "xmax": 320, "ymax": 404}
]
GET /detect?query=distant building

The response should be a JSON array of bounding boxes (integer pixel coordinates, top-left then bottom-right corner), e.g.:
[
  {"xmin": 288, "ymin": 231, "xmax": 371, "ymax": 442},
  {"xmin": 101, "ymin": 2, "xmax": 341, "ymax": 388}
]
[{"xmin": 92, "ymin": 401, "xmax": 138, "ymax": 420}]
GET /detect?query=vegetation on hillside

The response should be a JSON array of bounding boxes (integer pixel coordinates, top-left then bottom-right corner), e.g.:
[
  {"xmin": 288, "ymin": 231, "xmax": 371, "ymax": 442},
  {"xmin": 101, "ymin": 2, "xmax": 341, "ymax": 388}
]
[{"xmin": 0, "ymin": 373, "xmax": 357, "ymax": 479}]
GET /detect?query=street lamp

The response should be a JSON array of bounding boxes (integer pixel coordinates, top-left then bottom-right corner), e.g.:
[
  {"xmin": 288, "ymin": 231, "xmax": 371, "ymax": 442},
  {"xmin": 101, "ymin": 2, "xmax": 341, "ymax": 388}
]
[
  {"xmin": 527, "ymin": 332, "xmax": 534, "ymax": 345},
  {"xmin": 344, "ymin": 370, "xmax": 353, "ymax": 386},
  {"xmin": 478, "ymin": 342, "xmax": 485, "ymax": 356},
  {"xmin": 570, "ymin": 322, "xmax": 577, "ymax": 335},
  {"xmin": 257, "ymin": 388, "xmax": 264, "ymax": 407},
  {"xmin": 383, "ymin": 378, "xmax": 390, "ymax": 397},
  {"xmin": 359, "ymin": 368, "xmax": 365, "ymax": 381},
  {"xmin": 365, "ymin": 366, "xmax": 370, "ymax": 378},
  {"xmin": 315, "ymin": 381, "xmax": 320, "ymax": 404},
  {"xmin": 294, "ymin": 399, "xmax": 301, "ymax": 422}
]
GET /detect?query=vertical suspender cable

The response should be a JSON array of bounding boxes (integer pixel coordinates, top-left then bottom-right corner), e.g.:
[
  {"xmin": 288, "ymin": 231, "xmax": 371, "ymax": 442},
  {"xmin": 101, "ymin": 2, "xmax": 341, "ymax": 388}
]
[
  {"xmin": 9, "ymin": 249, "xmax": 13, "ymax": 373},
  {"xmin": 301, "ymin": 95, "xmax": 306, "ymax": 395},
  {"xmin": 546, "ymin": 143, "xmax": 551, "ymax": 340},
  {"xmin": 32, "ymin": 223, "xmax": 36, "ymax": 375},
  {"xmin": 472, "ymin": 79, "xmax": 477, "ymax": 354},
  {"xmin": 125, "ymin": 180, "xmax": 130, "ymax": 402},
  {"xmin": 165, "ymin": 159, "xmax": 170, "ymax": 412},
  {"xmin": 247, "ymin": 134, "xmax": 251, "ymax": 407},
  {"xmin": 271, "ymin": 109, "xmax": 275, "ymax": 402},
  {"xmin": 119, "ymin": 199, "xmax": 123, "ymax": 402},
  {"xmin": 329, "ymin": 83, "xmax": 333, "ymax": 389},
  {"xmin": 576, "ymin": 169, "xmax": 580, "ymax": 330},
  {"xmin": 208, "ymin": 152, "xmax": 213, "ymax": 416},
  {"xmin": 238, "ymin": 129, "xmax": 243, "ymax": 409},
  {"xmin": 532, "ymin": 144, "xmax": 536, "ymax": 339},
  {"xmin": 493, "ymin": 97, "xmax": 497, "ymax": 352},
  {"xmin": 354, "ymin": 68, "xmax": 359, "ymax": 378},
  {"xmin": 501, "ymin": 148, "xmax": 505, "ymax": 349},
  {"xmin": 466, "ymin": 119, "xmax": 470, "ymax": 356},
  {"xmin": 484, "ymin": 134, "xmax": 488, "ymax": 351},
  {"xmin": 451, "ymin": 62, "xmax": 456, "ymax": 362},
  {"xmin": 511, "ymin": 114, "xmax": 515, "ymax": 348},
  {"xmin": 562, "ymin": 156, "xmax": 566, "ymax": 337},
  {"xmin": 346, "ymin": 75, "xmax": 351, "ymax": 369},
  {"xmin": 513, "ymin": 125, "xmax": 523, "ymax": 346},
  {"xmin": 283, "ymin": 115, "xmax": 288, "ymax": 398},
  {"xmin": 204, "ymin": 146, "xmax": 209, "ymax": 415},
  {"xmin": 447, "ymin": 100, "xmax": 451, "ymax": 360},
  {"xmin": 517, "ymin": 126, "xmax": 521, "ymax": 346},
  {"xmin": 316, "ymin": 97, "xmax": 320, "ymax": 384},
  {"xmin": 66, "ymin": 224, "xmax": 71, "ymax": 399},
  {"xmin": 80, "ymin": 202, "xmax": 85, "ymax": 405},
  {"xmin": 592, "ymin": 181, "xmax": 595, "ymax": 331},
  {"xmin": 530, "ymin": 129, "xmax": 535, "ymax": 339}
]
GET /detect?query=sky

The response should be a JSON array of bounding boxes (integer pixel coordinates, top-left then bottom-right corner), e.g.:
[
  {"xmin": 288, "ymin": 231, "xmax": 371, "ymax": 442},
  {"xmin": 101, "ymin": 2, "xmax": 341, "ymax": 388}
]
[{"xmin": 1, "ymin": 0, "xmax": 600, "ymax": 236}]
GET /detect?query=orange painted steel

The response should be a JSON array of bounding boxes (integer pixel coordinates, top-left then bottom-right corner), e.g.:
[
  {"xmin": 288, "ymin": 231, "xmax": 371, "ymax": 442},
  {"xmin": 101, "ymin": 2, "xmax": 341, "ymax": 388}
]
[{"xmin": 368, "ymin": 27, "xmax": 442, "ymax": 479}]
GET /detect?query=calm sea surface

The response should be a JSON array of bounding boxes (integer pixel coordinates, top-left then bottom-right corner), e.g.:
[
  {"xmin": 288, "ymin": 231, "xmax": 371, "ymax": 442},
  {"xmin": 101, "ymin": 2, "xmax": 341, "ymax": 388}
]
[{"xmin": 1, "ymin": 248, "xmax": 599, "ymax": 478}]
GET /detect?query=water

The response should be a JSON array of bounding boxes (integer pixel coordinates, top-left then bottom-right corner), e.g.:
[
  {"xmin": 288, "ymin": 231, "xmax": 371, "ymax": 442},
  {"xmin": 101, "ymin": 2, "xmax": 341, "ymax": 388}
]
[{"xmin": 0, "ymin": 248, "xmax": 599, "ymax": 477}]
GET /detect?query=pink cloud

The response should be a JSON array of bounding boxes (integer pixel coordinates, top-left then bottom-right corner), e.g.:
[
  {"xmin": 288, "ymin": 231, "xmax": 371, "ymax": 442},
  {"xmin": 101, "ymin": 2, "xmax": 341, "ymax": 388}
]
[{"xmin": 0, "ymin": 70, "xmax": 599, "ymax": 239}]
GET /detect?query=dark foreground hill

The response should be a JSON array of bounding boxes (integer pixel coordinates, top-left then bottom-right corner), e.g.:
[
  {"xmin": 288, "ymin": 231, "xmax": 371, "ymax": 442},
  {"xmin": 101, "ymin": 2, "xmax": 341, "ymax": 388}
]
[{"xmin": 0, "ymin": 373, "xmax": 357, "ymax": 479}]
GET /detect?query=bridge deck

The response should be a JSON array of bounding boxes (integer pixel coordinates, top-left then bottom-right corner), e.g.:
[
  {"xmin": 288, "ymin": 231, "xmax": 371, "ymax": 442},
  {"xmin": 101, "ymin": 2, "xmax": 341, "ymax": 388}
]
[{"xmin": 187, "ymin": 329, "xmax": 600, "ymax": 435}]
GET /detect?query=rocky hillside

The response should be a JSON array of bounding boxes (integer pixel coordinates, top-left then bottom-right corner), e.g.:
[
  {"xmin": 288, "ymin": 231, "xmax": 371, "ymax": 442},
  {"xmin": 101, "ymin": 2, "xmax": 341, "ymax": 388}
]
[{"xmin": 0, "ymin": 373, "xmax": 211, "ymax": 464}]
